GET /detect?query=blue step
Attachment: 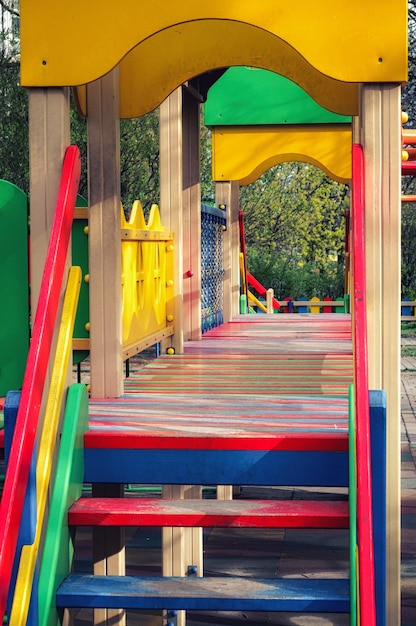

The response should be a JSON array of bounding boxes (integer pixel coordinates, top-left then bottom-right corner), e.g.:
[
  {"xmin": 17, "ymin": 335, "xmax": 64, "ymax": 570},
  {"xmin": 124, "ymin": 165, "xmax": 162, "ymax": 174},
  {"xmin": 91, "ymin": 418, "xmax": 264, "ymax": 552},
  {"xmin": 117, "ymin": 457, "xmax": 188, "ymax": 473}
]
[
  {"xmin": 84, "ymin": 448, "xmax": 349, "ymax": 486},
  {"xmin": 56, "ymin": 574, "xmax": 350, "ymax": 613}
]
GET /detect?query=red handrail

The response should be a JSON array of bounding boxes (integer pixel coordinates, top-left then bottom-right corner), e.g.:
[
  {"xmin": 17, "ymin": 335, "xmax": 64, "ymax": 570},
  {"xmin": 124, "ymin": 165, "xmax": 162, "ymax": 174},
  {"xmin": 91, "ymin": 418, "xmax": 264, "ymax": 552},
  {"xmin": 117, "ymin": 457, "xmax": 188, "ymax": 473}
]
[
  {"xmin": 246, "ymin": 271, "xmax": 281, "ymax": 310},
  {"xmin": 0, "ymin": 146, "xmax": 81, "ymax": 621},
  {"xmin": 351, "ymin": 143, "xmax": 376, "ymax": 626}
]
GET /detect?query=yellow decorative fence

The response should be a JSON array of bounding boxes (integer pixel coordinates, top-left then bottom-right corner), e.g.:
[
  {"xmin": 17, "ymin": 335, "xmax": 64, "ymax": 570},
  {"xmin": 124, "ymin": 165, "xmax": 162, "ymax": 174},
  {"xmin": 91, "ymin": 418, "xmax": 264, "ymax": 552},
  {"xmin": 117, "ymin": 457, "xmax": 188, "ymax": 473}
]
[
  {"xmin": 121, "ymin": 201, "xmax": 174, "ymax": 359},
  {"xmin": 73, "ymin": 201, "xmax": 174, "ymax": 360}
]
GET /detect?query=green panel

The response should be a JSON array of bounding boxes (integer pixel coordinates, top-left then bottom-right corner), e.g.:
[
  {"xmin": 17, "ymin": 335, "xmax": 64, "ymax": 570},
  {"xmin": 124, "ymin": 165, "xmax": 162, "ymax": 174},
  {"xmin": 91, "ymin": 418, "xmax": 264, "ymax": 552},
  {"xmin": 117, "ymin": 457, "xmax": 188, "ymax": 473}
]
[
  {"xmin": 0, "ymin": 181, "xmax": 29, "ymax": 396},
  {"xmin": 38, "ymin": 384, "xmax": 89, "ymax": 626},
  {"xmin": 348, "ymin": 384, "xmax": 357, "ymax": 626},
  {"xmin": 204, "ymin": 67, "xmax": 351, "ymax": 126},
  {"xmin": 72, "ymin": 195, "xmax": 89, "ymax": 365}
]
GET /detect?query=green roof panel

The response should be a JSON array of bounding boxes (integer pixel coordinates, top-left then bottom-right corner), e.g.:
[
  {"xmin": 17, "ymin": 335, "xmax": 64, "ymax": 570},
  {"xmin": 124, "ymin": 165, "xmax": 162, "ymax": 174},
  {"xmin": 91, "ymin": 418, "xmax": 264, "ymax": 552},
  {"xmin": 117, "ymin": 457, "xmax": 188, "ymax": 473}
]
[{"xmin": 204, "ymin": 67, "xmax": 351, "ymax": 126}]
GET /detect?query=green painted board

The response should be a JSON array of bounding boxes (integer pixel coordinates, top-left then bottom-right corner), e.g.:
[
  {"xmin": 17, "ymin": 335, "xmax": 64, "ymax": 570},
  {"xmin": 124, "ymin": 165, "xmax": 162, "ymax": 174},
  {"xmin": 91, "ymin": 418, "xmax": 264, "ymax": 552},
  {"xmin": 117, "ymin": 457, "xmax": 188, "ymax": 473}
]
[
  {"xmin": 72, "ymin": 195, "xmax": 89, "ymax": 366},
  {"xmin": 204, "ymin": 67, "xmax": 351, "ymax": 127},
  {"xmin": 38, "ymin": 384, "xmax": 89, "ymax": 626},
  {"xmin": 348, "ymin": 384, "xmax": 357, "ymax": 626},
  {"xmin": 0, "ymin": 181, "xmax": 29, "ymax": 396}
]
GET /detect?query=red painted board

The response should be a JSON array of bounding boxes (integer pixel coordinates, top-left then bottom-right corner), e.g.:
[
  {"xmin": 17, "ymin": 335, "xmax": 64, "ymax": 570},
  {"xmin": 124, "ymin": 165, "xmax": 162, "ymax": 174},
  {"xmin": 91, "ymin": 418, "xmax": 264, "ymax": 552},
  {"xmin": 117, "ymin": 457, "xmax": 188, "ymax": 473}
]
[
  {"xmin": 84, "ymin": 432, "xmax": 348, "ymax": 451},
  {"xmin": 402, "ymin": 161, "xmax": 416, "ymax": 175},
  {"xmin": 69, "ymin": 497, "xmax": 349, "ymax": 529},
  {"xmin": 351, "ymin": 143, "xmax": 376, "ymax": 626}
]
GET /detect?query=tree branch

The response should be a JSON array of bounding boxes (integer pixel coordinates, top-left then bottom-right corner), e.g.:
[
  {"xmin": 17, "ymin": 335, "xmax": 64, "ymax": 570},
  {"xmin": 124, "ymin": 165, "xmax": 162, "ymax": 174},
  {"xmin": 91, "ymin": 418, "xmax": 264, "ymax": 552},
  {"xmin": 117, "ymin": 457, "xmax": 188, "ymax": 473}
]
[{"xmin": 0, "ymin": 1, "xmax": 19, "ymax": 19}]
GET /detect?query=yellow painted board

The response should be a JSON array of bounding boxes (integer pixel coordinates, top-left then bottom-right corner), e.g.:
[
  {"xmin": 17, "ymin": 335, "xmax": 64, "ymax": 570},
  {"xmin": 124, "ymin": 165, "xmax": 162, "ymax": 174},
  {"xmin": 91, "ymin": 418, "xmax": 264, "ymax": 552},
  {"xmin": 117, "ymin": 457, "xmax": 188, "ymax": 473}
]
[
  {"xmin": 212, "ymin": 125, "xmax": 352, "ymax": 185},
  {"xmin": 21, "ymin": 2, "xmax": 406, "ymax": 92},
  {"xmin": 309, "ymin": 296, "xmax": 321, "ymax": 314},
  {"xmin": 76, "ymin": 21, "xmax": 359, "ymax": 118},
  {"xmin": 9, "ymin": 267, "xmax": 81, "ymax": 626}
]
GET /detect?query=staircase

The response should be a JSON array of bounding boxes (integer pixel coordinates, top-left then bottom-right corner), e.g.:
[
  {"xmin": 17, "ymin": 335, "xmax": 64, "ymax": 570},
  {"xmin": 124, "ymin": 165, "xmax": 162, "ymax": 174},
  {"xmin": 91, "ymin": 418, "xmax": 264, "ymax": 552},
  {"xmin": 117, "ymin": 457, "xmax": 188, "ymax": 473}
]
[{"xmin": 51, "ymin": 316, "xmax": 358, "ymax": 624}]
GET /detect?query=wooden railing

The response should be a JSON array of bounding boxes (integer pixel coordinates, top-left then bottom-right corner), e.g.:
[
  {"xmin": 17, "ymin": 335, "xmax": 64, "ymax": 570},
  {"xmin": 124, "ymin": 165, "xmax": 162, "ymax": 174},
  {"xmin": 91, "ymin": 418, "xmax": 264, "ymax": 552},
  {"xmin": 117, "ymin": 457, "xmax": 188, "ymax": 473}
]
[
  {"xmin": 72, "ymin": 200, "xmax": 175, "ymax": 360},
  {"xmin": 401, "ymin": 300, "xmax": 416, "ymax": 321},
  {"xmin": 351, "ymin": 142, "xmax": 376, "ymax": 626},
  {"xmin": 8, "ymin": 267, "xmax": 82, "ymax": 625},
  {"xmin": 247, "ymin": 294, "xmax": 350, "ymax": 314},
  {"xmin": 121, "ymin": 201, "xmax": 174, "ymax": 359},
  {"xmin": 0, "ymin": 146, "xmax": 81, "ymax": 623}
]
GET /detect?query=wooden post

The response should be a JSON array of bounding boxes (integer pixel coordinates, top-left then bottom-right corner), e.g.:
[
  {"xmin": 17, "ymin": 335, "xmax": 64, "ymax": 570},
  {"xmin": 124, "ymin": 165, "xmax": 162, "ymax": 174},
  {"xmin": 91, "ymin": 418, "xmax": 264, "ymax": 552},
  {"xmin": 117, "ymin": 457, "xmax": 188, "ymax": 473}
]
[
  {"xmin": 215, "ymin": 181, "xmax": 240, "ymax": 500},
  {"xmin": 29, "ymin": 88, "xmax": 70, "ymax": 313},
  {"xmin": 28, "ymin": 87, "xmax": 73, "ymax": 480},
  {"xmin": 87, "ymin": 67, "xmax": 124, "ymax": 398},
  {"xmin": 182, "ymin": 86, "xmax": 202, "ymax": 341},
  {"xmin": 160, "ymin": 88, "xmax": 184, "ymax": 354},
  {"xmin": 160, "ymin": 89, "xmax": 202, "ymax": 626},
  {"xmin": 266, "ymin": 288, "xmax": 274, "ymax": 314},
  {"xmin": 87, "ymin": 68, "xmax": 125, "ymax": 626},
  {"xmin": 92, "ymin": 484, "xmax": 126, "ymax": 626},
  {"xmin": 355, "ymin": 83, "xmax": 401, "ymax": 626},
  {"xmin": 216, "ymin": 181, "xmax": 240, "ymax": 322}
]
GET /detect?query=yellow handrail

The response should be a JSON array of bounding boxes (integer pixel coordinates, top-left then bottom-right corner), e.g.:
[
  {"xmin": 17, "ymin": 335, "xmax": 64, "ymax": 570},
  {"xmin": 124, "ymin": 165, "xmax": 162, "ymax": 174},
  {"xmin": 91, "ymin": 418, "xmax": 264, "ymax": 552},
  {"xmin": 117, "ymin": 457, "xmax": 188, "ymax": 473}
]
[
  {"xmin": 9, "ymin": 266, "xmax": 82, "ymax": 626},
  {"xmin": 247, "ymin": 290, "xmax": 268, "ymax": 313}
]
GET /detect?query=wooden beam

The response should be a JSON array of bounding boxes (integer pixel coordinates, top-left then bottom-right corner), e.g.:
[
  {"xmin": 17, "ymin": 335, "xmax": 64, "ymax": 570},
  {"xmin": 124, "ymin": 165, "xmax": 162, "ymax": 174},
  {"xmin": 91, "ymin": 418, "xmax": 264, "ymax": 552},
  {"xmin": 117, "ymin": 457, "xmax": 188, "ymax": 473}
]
[
  {"xmin": 216, "ymin": 181, "xmax": 240, "ymax": 322},
  {"xmin": 160, "ymin": 88, "xmax": 184, "ymax": 354},
  {"xmin": 28, "ymin": 88, "xmax": 70, "ymax": 312},
  {"xmin": 182, "ymin": 86, "xmax": 202, "ymax": 341},
  {"xmin": 92, "ymin": 483, "xmax": 126, "ymax": 626},
  {"xmin": 355, "ymin": 83, "xmax": 401, "ymax": 626},
  {"xmin": 87, "ymin": 67, "xmax": 124, "ymax": 626},
  {"xmin": 87, "ymin": 67, "xmax": 123, "ymax": 398}
]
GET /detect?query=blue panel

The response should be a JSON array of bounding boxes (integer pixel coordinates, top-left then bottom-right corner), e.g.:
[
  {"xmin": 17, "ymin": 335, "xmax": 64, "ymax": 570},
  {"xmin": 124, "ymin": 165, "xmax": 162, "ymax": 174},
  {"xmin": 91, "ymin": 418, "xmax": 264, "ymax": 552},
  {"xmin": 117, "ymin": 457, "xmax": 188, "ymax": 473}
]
[
  {"xmin": 4, "ymin": 391, "xmax": 38, "ymax": 623},
  {"xmin": 369, "ymin": 390, "xmax": 387, "ymax": 626},
  {"xmin": 57, "ymin": 574, "xmax": 350, "ymax": 613},
  {"xmin": 84, "ymin": 449, "xmax": 348, "ymax": 487}
]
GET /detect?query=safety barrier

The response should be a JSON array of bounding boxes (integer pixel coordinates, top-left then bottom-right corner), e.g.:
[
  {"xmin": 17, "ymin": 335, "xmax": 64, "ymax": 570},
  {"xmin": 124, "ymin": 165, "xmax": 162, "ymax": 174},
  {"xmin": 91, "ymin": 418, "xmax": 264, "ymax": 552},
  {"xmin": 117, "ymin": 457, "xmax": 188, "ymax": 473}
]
[
  {"xmin": 0, "ymin": 180, "xmax": 29, "ymax": 396},
  {"xmin": 7, "ymin": 267, "xmax": 82, "ymax": 625},
  {"xmin": 201, "ymin": 203, "xmax": 226, "ymax": 332},
  {"xmin": 401, "ymin": 299, "xmax": 416, "ymax": 321},
  {"xmin": 121, "ymin": 201, "xmax": 174, "ymax": 359},
  {"xmin": 351, "ymin": 142, "xmax": 376, "ymax": 626},
  {"xmin": 0, "ymin": 146, "xmax": 81, "ymax": 623},
  {"xmin": 248, "ymin": 294, "xmax": 350, "ymax": 314},
  {"xmin": 72, "ymin": 201, "xmax": 175, "ymax": 359}
]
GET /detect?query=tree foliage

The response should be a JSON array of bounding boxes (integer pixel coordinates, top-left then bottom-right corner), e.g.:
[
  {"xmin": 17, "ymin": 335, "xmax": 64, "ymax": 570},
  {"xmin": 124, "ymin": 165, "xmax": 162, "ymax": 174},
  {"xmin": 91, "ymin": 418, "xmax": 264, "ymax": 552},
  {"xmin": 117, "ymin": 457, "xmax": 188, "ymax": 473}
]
[
  {"xmin": 240, "ymin": 163, "xmax": 349, "ymax": 298},
  {"xmin": 0, "ymin": 2, "xmax": 28, "ymax": 192},
  {"xmin": 1, "ymin": 2, "xmax": 416, "ymax": 298},
  {"xmin": 401, "ymin": 0, "xmax": 416, "ymax": 297},
  {"xmin": 70, "ymin": 106, "xmax": 161, "ymax": 214}
]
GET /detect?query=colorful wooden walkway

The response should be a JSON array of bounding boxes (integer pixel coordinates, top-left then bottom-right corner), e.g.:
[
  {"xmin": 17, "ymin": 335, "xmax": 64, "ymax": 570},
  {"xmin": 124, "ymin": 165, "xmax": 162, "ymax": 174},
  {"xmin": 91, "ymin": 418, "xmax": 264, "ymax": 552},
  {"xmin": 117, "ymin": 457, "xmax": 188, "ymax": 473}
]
[
  {"xmin": 83, "ymin": 314, "xmax": 353, "ymax": 492},
  {"xmin": 87, "ymin": 314, "xmax": 353, "ymax": 448}
]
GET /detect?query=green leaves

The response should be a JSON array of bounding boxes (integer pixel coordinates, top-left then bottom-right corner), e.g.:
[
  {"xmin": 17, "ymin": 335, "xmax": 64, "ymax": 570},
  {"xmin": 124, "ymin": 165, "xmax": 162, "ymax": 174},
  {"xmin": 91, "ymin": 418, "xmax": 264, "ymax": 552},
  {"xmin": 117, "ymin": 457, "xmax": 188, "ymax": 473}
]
[{"xmin": 241, "ymin": 162, "xmax": 349, "ymax": 298}]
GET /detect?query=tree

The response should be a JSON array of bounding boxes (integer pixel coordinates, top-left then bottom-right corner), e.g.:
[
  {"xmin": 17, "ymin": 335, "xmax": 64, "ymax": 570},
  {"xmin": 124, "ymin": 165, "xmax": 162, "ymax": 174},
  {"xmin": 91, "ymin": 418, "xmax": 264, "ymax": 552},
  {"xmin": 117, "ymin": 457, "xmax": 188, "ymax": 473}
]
[
  {"xmin": 240, "ymin": 162, "xmax": 349, "ymax": 297},
  {"xmin": 70, "ymin": 105, "xmax": 161, "ymax": 215},
  {"xmin": 401, "ymin": 0, "xmax": 416, "ymax": 297},
  {"xmin": 0, "ymin": 1, "xmax": 28, "ymax": 192}
]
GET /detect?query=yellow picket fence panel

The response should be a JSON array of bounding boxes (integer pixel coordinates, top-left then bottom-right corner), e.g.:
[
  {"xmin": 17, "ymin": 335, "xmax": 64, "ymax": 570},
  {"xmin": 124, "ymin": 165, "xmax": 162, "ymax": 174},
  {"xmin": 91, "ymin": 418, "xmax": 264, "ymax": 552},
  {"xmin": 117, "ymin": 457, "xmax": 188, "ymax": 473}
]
[{"xmin": 121, "ymin": 201, "xmax": 175, "ymax": 359}]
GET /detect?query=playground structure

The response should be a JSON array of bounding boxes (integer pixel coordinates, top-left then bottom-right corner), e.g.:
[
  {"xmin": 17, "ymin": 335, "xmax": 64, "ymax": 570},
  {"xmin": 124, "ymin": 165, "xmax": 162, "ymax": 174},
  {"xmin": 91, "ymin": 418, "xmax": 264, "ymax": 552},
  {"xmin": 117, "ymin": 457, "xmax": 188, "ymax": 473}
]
[{"xmin": 0, "ymin": 1, "xmax": 409, "ymax": 625}]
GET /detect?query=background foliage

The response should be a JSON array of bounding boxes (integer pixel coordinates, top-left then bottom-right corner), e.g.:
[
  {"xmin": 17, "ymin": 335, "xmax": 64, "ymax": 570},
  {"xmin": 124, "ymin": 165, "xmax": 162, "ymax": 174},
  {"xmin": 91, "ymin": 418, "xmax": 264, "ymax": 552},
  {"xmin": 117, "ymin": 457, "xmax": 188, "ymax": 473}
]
[
  {"xmin": 240, "ymin": 163, "xmax": 349, "ymax": 298},
  {"xmin": 1, "ymin": 0, "xmax": 415, "ymax": 299}
]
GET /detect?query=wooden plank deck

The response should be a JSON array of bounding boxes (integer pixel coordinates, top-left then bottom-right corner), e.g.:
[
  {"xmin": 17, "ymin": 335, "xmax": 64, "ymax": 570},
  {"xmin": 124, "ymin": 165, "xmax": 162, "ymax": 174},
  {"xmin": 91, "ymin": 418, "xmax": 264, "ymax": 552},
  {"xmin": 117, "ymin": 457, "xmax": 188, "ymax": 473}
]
[{"xmin": 86, "ymin": 315, "xmax": 353, "ymax": 449}]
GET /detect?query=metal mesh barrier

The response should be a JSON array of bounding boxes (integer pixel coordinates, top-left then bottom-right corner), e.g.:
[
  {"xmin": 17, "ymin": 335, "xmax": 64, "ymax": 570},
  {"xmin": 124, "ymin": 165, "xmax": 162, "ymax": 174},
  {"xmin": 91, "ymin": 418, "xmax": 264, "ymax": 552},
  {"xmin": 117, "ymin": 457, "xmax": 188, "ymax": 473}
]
[{"xmin": 201, "ymin": 203, "xmax": 226, "ymax": 333}]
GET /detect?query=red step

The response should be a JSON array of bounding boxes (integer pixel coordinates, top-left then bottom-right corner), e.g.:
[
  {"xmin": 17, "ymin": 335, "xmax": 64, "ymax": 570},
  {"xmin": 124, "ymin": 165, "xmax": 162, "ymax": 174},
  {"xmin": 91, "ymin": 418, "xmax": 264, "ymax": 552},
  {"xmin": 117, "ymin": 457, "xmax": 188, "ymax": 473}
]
[{"xmin": 69, "ymin": 497, "xmax": 349, "ymax": 529}]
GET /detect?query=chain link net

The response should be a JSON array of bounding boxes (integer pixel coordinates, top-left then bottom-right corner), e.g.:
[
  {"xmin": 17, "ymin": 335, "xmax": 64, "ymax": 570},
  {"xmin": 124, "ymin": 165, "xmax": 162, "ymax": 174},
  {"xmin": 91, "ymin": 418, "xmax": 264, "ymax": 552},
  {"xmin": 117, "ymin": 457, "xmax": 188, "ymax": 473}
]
[{"xmin": 201, "ymin": 205, "xmax": 226, "ymax": 333}]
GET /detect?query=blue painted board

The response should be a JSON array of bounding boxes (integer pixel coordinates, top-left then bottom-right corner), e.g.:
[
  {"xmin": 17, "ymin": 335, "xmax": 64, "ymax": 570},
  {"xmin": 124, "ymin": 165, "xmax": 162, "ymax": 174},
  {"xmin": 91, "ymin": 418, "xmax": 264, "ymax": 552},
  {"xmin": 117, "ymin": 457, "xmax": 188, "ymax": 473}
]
[
  {"xmin": 57, "ymin": 574, "xmax": 350, "ymax": 612},
  {"xmin": 4, "ymin": 391, "xmax": 38, "ymax": 623},
  {"xmin": 84, "ymin": 449, "xmax": 348, "ymax": 487},
  {"xmin": 369, "ymin": 390, "xmax": 387, "ymax": 626}
]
